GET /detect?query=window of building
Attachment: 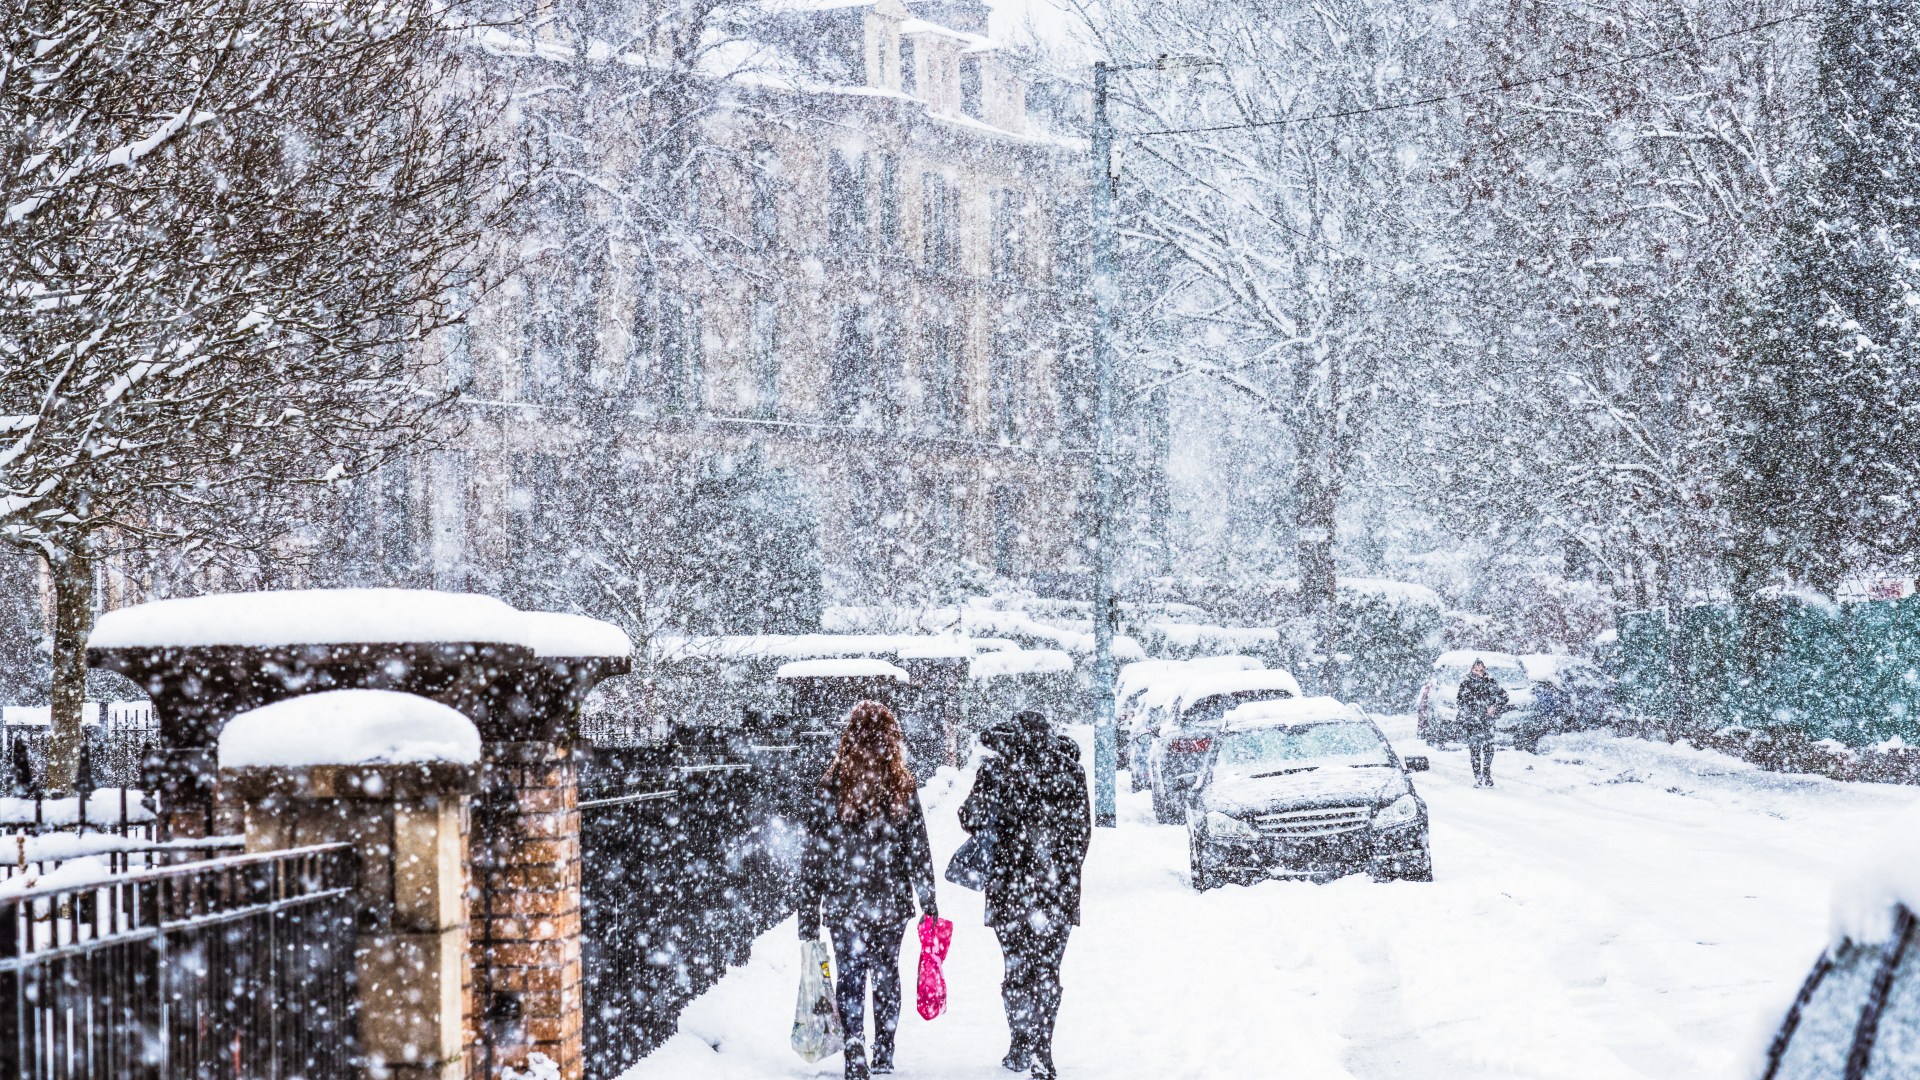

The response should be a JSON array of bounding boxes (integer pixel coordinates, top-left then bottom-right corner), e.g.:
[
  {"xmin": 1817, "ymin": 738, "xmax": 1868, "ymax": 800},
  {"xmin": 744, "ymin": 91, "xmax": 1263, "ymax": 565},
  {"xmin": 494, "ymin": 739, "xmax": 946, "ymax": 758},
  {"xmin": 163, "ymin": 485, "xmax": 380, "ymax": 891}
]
[
  {"xmin": 828, "ymin": 148, "xmax": 867, "ymax": 250},
  {"xmin": 875, "ymin": 154, "xmax": 901, "ymax": 251},
  {"xmin": 989, "ymin": 188, "xmax": 1026, "ymax": 280},
  {"xmin": 751, "ymin": 142, "xmax": 778, "ymax": 251},
  {"xmin": 921, "ymin": 172, "xmax": 958, "ymax": 269},
  {"xmin": 1053, "ymin": 197, "xmax": 1087, "ymax": 290},
  {"xmin": 658, "ymin": 297, "xmax": 703, "ymax": 413},
  {"xmin": 927, "ymin": 321, "xmax": 964, "ymax": 432},
  {"xmin": 430, "ymin": 449, "xmax": 467, "ymax": 591},
  {"xmin": 752, "ymin": 296, "xmax": 779, "ymax": 417},
  {"xmin": 899, "ymin": 37, "xmax": 918, "ymax": 96},
  {"xmin": 992, "ymin": 484, "xmax": 1018, "ymax": 576},
  {"xmin": 521, "ymin": 277, "xmax": 562, "ymax": 402},
  {"xmin": 375, "ymin": 453, "xmax": 421, "ymax": 585},
  {"xmin": 830, "ymin": 307, "xmax": 876, "ymax": 423},
  {"xmin": 960, "ymin": 57, "xmax": 983, "ymax": 119},
  {"xmin": 990, "ymin": 324, "xmax": 1023, "ymax": 442}
]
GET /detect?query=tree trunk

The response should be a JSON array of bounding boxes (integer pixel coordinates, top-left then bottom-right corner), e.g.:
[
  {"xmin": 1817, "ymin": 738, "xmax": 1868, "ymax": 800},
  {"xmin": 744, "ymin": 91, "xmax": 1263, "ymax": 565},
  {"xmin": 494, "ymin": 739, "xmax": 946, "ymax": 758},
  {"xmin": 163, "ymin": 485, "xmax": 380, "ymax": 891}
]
[
  {"xmin": 1295, "ymin": 467, "xmax": 1340, "ymax": 696},
  {"xmin": 46, "ymin": 542, "xmax": 93, "ymax": 796}
]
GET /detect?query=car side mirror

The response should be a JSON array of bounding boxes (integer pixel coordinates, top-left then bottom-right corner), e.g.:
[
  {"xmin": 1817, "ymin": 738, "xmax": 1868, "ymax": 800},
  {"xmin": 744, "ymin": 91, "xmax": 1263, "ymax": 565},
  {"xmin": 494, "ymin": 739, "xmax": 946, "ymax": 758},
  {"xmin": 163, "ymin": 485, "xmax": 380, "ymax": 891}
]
[{"xmin": 1404, "ymin": 756, "xmax": 1430, "ymax": 772}]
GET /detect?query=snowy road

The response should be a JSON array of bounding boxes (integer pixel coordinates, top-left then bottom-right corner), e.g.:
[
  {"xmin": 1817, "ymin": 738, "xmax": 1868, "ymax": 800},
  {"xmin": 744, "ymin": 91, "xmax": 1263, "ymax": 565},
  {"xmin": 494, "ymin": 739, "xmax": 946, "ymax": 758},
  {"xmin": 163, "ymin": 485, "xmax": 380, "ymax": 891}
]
[{"xmin": 619, "ymin": 720, "xmax": 1920, "ymax": 1080}]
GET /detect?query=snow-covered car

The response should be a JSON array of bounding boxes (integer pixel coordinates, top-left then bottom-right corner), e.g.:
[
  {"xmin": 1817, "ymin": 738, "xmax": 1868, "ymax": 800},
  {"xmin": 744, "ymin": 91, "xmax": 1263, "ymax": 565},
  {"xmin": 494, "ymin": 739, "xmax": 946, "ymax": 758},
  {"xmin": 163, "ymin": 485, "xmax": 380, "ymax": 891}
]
[
  {"xmin": 1147, "ymin": 668, "xmax": 1304, "ymax": 824},
  {"xmin": 1756, "ymin": 813, "xmax": 1919, "ymax": 1078},
  {"xmin": 1118, "ymin": 656, "xmax": 1264, "ymax": 781},
  {"xmin": 1415, "ymin": 650, "xmax": 1536, "ymax": 749},
  {"xmin": 1186, "ymin": 697, "xmax": 1432, "ymax": 890},
  {"xmin": 1519, "ymin": 652, "xmax": 1614, "ymax": 730}
]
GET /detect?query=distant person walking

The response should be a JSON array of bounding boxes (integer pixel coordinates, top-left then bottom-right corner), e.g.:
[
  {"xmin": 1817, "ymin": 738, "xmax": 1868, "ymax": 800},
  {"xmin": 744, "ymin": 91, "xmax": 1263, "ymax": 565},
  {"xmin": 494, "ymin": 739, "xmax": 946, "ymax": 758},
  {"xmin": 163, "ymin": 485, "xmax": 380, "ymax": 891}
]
[
  {"xmin": 1457, "ymin": 659, "xmax": 1510, "ymax": 788},
  {"xmin": 959, "ymin": 711, "xmax": 1092, "ymax": 1080},
  {"xmin": 798, "ymin": 700, "xmax": 939, "ymax": 1080}
]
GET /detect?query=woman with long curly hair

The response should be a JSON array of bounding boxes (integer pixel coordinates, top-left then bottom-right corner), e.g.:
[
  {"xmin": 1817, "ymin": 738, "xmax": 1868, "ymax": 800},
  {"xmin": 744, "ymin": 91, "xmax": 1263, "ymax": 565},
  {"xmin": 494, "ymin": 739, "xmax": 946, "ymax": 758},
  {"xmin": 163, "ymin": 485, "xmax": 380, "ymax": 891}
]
[{"xmin": 798, "ymin": 699, "xmax": 939, "ymax": 1080}]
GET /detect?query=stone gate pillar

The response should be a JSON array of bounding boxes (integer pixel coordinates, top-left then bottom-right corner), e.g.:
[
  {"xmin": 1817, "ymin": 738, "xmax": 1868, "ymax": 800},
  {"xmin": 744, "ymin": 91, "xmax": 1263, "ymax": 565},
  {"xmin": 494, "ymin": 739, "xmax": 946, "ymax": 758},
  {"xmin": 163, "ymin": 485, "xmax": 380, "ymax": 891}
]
[{"xmin": 219, "ymin": 689, "xmax": 481, "ymax": 1080}]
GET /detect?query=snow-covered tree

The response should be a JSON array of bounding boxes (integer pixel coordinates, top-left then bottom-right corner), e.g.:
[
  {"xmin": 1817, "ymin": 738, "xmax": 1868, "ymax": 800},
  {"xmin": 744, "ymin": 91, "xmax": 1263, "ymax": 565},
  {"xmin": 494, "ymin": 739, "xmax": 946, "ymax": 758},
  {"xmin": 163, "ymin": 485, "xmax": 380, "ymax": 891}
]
[
  {"xmin": 0, "ymin": 0, "xmax": 508, "ymax": 787},
  {"xmin": 1082, "ymin": 0, "xmax": 1450, "ymax": 690},
  {"xmin": 1728, "ymin": 0, "xmax": 1920, "ymax": 594}
]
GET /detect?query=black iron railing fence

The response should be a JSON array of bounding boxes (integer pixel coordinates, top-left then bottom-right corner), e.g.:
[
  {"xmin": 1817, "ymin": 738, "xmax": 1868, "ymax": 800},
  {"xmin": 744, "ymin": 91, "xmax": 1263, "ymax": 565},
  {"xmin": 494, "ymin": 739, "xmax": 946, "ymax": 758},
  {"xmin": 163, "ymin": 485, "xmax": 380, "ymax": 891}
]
[
  {"xmin": 576, "ymin": 726, "xmax": 831, "ymax": 1078},
  {"xmin": 0, "ymin": 842, "xmax": 357, "ymax": 1080}
]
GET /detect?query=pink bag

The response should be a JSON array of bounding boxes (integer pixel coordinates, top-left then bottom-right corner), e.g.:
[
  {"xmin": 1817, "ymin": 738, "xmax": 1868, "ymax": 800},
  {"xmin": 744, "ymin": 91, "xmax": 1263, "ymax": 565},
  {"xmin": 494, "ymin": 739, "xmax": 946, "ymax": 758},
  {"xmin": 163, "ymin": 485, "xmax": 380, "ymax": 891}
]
[{"xmin": 916, "ymin": 915, "xmax": 953, "ymax": 1020}]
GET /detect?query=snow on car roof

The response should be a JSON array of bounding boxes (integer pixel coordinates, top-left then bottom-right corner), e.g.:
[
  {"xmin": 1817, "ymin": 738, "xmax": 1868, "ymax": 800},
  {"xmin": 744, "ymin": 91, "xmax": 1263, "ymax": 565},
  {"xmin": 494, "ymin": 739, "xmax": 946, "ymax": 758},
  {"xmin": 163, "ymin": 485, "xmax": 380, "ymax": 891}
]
[
  {"xmin": 1221, "ymin": 695, "xmax": 1366, "ymax": 731},
  {"xmin": 1186, "ymin": 655, "xmax": 1265, "ymax": 673},
  {"xmin": 774, "ymin": 658, "xmax": 911, "ymax": 682},
  {"xmin": 1174, "ymin": 669, "xmax": 1305, "ymax": 710},
  {"xmin": 520, "ymin": 611, "xmax": 633, "ymax": 659},
  {"xmin": 1831, "ymin": 805, "xmax": 1920, "ymax": 946},
  {"xmin": 217, "ymin": 689, "xmax": 481, "ymax": 769},
  {"xmin": 1519, "ymin": 653, "xmax": 1593, "ymax": 681},
  {"xmin": 1434, "ymin": 649, "xmax": 1523, "ymax": 670},
  {"xmin": 92, "ymin": 589, "xmax": 530, "ymax": 650}
]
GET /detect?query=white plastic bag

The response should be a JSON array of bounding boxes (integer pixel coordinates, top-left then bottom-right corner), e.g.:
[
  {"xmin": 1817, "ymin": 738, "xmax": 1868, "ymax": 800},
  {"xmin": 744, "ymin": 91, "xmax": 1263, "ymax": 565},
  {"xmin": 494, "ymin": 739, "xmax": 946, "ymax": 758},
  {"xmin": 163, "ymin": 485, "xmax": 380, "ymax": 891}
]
[{"xmin": 791, "ymin": 937, "xmax": 844, "ymax": 1063}]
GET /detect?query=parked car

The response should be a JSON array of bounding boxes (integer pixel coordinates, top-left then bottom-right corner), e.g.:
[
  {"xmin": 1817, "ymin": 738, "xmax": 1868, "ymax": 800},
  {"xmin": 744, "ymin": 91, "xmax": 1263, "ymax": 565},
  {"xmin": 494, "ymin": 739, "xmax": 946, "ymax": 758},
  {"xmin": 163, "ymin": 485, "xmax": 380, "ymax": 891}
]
[
  {"xmin": 1756, "ymin": 815, "xmax": 1918, "ymax": 1078},
  {"xmin": 1115, "ymin": 660, "xmax": 1187, "ymax": 770},
  {"xmin": 1186, "ymin": 697, "xmax": 1432, "ymax": 890},
  {"xmin": 1519, "ymin": 653, "xmax": 1614, "ymax": 730},
  {"xmin": 1119, "ymin": 656, "xmax": 1264, "ymax": 788},
  {"xmin": 1415, "ymin": 650, "xmax": 1536, "ymax": 749},
  {"xmin": 1148, "ymin": 669, "xmax": 1303, "ymax": 824}
]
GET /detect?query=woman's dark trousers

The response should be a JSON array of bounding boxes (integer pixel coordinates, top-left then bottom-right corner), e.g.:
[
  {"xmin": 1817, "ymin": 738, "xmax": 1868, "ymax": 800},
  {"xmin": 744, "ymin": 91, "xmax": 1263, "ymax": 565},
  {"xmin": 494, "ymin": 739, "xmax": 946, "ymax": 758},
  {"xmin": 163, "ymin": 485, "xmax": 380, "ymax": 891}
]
[
  {"xmin": 1469, "ymin": 736, "xmax": 1495, "ymax": 784},
  {"xmin": 996, "ymin": 923, "xmax": 1072, "ymax": 1060},
  {"xmin": 829, "ymin": 918, "xmax": 906, "ymax": 1063}
]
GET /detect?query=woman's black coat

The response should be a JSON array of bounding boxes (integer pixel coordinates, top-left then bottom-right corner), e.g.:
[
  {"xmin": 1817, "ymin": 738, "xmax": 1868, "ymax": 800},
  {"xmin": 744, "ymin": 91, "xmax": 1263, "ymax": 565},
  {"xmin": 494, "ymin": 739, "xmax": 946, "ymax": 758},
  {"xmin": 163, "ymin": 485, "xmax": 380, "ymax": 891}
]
[
  {"xmin": 958, "ymin": 723, "xmax": 1092, "ymax": 932},
  {"xmin": 1456, "ymin": 671, "xmax": 1511, "ymax": 739},
  {"xmin": 796, "ymin": 783, "xmax": 937, "ymax": 937}
]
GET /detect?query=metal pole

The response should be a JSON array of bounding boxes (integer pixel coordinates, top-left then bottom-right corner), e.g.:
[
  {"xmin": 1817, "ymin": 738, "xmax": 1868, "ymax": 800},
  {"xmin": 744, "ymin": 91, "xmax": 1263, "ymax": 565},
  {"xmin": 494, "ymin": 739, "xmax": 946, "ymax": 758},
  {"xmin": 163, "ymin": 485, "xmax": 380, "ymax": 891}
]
[{"xmin": 1089, "ymin": 60, "xmax": 1119, "ymax": 828}]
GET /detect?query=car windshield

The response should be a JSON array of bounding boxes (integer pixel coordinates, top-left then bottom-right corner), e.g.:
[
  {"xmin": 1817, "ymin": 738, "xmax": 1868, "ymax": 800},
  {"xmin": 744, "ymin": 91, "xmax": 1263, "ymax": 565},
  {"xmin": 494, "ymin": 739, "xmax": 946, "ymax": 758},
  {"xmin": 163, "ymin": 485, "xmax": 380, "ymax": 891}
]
[{"xmin": 1215, "ymin": 722, "xmax": 1393, "ymax": 774}]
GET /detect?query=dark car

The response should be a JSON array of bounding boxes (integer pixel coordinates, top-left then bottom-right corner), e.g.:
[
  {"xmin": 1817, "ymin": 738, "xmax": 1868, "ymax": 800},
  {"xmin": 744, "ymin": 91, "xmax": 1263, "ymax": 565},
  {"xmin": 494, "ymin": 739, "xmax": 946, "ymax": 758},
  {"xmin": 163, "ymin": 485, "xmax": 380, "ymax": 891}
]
[{"xmin": 1186, "ymin": 697, "xmax": 1432, "ymax": 891}]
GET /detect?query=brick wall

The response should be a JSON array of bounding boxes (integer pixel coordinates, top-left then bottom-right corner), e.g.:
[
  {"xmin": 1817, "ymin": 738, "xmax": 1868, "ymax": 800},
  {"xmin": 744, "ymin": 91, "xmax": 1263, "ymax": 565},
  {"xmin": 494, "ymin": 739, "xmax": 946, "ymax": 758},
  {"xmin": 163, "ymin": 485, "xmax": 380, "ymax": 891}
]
[{"xmin": 470, "ymin": 741, "xmax": 584, "ymax": 1080}]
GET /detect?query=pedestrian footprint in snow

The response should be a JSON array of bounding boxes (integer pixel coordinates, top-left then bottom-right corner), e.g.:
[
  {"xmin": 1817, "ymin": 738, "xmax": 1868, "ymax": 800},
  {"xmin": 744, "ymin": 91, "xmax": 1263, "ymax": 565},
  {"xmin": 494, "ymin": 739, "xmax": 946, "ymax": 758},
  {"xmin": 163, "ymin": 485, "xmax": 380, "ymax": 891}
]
[
  {"xmin": 958, "ymin": 710, "xmax": 1092, "ymax": 1080},
  {"xmin": 1457, "ymin": 658, "xmax": 1510, "ymax": 789},
  {"xmin": 797, "ymin": 700, "xmax": 939, "ymax": 1080}
]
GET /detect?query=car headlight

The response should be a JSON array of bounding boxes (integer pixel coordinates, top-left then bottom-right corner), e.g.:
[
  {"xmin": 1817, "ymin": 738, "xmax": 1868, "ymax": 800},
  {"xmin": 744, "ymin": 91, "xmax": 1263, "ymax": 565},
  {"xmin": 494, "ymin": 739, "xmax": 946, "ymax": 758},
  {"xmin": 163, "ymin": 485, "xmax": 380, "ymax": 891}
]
[
  {"xmin": 1374, "ymin": 794, "xmax": 1420, "ymax": 830},
  {"xmin": 1203, "ymin": 810, "xmax": 1258, "ymax": 839}
]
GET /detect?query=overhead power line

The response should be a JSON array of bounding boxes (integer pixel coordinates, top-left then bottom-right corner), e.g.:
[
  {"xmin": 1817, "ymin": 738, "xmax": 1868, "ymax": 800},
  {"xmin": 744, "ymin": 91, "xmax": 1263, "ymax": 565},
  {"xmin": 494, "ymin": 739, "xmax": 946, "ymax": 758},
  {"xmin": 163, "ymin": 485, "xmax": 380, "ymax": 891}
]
[{"xmin": 1129, "ymin": 10, "xmax": 1810, "ymax": 138}]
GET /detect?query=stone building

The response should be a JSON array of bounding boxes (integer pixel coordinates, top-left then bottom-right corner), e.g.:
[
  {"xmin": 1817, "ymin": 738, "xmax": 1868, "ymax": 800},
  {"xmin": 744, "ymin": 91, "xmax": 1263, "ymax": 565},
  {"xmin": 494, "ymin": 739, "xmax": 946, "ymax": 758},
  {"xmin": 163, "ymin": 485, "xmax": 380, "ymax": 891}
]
[{"xmin": 343, "ymin": 0, "xmax": 1097, "ymax": 624}]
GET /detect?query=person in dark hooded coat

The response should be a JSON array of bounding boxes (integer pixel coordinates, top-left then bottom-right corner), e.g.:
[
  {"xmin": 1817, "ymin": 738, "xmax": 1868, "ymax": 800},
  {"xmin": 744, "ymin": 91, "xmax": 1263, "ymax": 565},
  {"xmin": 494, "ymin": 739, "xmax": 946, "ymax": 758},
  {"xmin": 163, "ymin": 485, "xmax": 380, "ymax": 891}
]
[
  {"xmin": 958, "ymin": 710, "xmax": 1091, "ymax": 1080},
  {"xmin": 1456, "ymin": 659, "xmax": 1510, "ymax": 788},
  {"xmin": 798, "ymin": 700, "xmax": 938, "ymax": 1080}
]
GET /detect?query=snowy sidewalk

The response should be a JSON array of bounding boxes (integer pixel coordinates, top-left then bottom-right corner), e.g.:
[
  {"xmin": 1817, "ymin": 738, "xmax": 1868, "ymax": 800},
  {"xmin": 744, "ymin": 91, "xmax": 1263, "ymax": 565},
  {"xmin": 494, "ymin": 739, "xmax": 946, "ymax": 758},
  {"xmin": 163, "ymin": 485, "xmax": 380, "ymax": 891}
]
[{"xmin": 618, "ymin": 721, "xmax": 1920, "ymax": 1080}]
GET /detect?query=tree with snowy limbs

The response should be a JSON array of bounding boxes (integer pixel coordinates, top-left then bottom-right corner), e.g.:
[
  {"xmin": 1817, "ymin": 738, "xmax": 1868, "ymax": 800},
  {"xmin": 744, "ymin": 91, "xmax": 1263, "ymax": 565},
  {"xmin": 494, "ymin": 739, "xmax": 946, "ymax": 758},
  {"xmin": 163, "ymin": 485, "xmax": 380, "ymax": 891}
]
[
  {"xmin": 0, "ymin": 0, "xmax": 508, "ymax": 790},
  {"xmin": 1729, "ymin": 0, "xmax": 1920, "ymax": 595}
]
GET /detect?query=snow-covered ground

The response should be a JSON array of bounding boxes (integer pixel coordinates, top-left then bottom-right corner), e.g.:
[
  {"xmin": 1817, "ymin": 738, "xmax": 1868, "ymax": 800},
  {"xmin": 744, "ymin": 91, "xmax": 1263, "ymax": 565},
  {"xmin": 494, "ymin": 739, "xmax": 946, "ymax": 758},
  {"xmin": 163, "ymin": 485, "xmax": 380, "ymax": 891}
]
[{"xmin": 619, "ymin": 718, "xmax": 1920, "ymax": 1080}]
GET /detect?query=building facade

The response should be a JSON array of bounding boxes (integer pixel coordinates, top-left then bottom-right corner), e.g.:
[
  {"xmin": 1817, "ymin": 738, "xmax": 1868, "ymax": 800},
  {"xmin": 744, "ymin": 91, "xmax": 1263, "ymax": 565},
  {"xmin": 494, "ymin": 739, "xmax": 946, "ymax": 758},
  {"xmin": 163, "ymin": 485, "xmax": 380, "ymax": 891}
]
[{"xmin": 346, "ymin": 0, "xmax": 1097, "ymax": 622}]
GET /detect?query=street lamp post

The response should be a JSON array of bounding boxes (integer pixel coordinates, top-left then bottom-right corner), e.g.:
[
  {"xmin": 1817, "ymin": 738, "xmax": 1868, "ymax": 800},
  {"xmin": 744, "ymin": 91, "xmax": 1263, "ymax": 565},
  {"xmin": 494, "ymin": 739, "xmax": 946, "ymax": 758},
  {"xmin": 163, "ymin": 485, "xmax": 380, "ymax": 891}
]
[
  {"xmin": 1089, "ymin": 60, "xmax": 1120, "ymax": 829},
  {"xmin": 1088, "ymin": 55, "xmax": 1212, "ymax": 830}
]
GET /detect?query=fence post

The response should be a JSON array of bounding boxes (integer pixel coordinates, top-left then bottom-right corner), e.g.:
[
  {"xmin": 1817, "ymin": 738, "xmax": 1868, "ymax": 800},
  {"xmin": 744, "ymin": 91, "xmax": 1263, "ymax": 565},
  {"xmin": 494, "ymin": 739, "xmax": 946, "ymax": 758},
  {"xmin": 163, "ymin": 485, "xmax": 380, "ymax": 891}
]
[{"xmin": 228, "ymin": 761, "xmax": 476, "ymax": 1080}]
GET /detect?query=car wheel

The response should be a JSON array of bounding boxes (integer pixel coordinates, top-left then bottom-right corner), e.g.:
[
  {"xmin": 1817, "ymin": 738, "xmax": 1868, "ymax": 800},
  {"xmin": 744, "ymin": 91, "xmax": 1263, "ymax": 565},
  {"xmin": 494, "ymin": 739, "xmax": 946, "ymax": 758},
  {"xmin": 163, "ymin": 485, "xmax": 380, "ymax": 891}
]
[
  {"xmin": 1395, "ymin": 839, "xmax": 1434, "ymax": 882},
  {"xmin": 1189, "ymin": 832, "xmax": 1219, "ymax": 892}
]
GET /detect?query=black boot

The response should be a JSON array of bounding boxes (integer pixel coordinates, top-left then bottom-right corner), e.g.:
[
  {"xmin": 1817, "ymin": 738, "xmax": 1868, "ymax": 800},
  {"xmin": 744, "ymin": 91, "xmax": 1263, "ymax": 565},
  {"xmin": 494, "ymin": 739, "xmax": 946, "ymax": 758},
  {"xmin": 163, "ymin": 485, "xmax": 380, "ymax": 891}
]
[
  {"xmin": 872, "ymin": 1031, "xmax": 894, "ymax": 1074},
  {"xmin": 1001, "ymin": 1033, "xmax": 1031, "ymax": 1072},
  {"xmin": 1029, "ymin": 1046, "xmax": 1057, "ymax": 1080},
  {"xmin": 844, "ymin": 1043, "xmax": 870, "ymax": 1080}
]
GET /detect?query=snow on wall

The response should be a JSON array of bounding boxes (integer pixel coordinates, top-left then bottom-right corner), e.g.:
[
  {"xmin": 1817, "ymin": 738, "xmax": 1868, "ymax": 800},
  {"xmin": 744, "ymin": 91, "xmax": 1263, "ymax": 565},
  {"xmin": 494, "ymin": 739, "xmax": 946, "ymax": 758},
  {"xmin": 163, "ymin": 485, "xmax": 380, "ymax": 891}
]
[
  {"xmin": 217, "ymin": 689, "xmax": 481, "ymax": 769},
  {"xmin": 967, "ymin": 649, "xmax": 1074, "ymax": 682},
  {"xmin": 521, "ymin": 611, "xmax": 632, "ymax": 659},
  {"xmin": 92, "ymin": 589, "xmax": 530, "ymax": 649},
  {"xmin": 773, "ymin": 658, "xmax": 912, "ymax": 682}
]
